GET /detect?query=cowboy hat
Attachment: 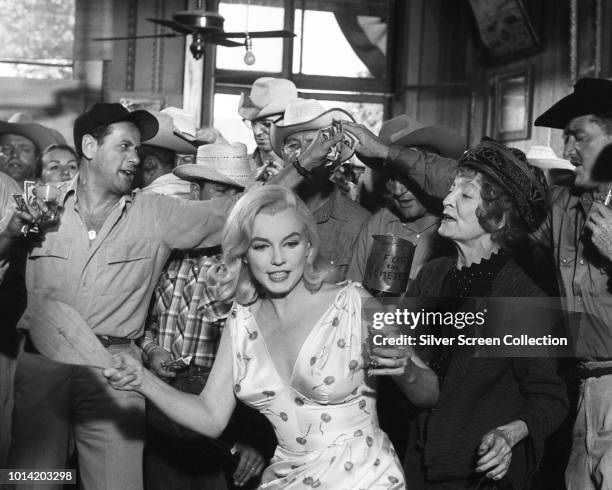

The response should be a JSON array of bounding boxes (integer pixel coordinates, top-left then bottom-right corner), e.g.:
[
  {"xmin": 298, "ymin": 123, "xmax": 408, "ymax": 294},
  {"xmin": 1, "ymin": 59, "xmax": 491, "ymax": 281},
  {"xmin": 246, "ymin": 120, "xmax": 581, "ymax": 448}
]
[
  {"xmin": 269, "ymin": 99, "xmax": 355, "ymax": 160},
  {"xmin": 0, "ymin": 113, "xmax": 66, "ymax": 152},
  {"xmin": 238, "ymin": 78, "xmax": 298, "ymax": 121},
  {"xmin": 535, "ymin": 78, "xmax": 612, "ymax": 129},
  {"xmin": 526, "ymin": 145, "xmax": 575, "ymax": 171},
  {"xmin": 173, "ymin": 142, "xmax": 253, "ymax": 189},
  {"xmin": 142, "ymin": 111, "xmax": 195, "ymax": 154},
  {"xmin": 378, "ymin": 115, "xmax": 466, "ymax": 159}
]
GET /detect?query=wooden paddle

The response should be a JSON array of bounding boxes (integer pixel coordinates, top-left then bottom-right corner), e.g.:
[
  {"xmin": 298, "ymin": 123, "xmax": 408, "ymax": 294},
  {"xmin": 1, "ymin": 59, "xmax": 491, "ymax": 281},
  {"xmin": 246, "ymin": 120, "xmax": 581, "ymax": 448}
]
[{"xmin": 21, "ymin": 298, "xmax": 114, "ymax": 369}]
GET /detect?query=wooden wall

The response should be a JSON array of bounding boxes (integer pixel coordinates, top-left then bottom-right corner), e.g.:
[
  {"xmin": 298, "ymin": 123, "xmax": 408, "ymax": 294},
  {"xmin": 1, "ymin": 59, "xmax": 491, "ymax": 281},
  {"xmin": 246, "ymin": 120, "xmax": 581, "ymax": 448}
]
[{"xmin": 395, "ymin": 0, "xmax": 611, "ymax": 156}]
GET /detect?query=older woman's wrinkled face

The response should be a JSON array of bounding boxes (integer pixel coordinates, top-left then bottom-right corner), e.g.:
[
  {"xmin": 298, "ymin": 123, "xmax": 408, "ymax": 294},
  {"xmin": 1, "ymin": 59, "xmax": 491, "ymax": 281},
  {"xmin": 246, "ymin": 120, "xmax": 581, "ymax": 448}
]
[
  {"xmin": 439, "ymin": 173, "xmax": 488, "ymax": 245},
  {"xmin": 247, "ymin": 208, "xmax": 311, "ymax": 297}
]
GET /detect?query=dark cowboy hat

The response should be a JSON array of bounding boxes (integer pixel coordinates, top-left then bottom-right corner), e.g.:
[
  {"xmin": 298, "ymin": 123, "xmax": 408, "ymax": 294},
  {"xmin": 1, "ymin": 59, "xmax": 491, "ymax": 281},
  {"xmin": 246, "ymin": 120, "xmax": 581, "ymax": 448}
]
[
  {"xmin": 458, "ymin": 137, "xmax": 549, "ymax": 232},
  {"xmin": 535, "ymin": 78, "xmax": 612, "ymax": 129}
]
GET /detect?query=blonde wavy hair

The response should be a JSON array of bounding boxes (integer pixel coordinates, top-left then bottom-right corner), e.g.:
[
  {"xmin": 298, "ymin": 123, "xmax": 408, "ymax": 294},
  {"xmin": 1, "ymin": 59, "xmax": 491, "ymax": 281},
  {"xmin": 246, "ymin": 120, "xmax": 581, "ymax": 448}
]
[{"xmin": 208, "ymin": 185, "xmax": 327, "ymax": 305}]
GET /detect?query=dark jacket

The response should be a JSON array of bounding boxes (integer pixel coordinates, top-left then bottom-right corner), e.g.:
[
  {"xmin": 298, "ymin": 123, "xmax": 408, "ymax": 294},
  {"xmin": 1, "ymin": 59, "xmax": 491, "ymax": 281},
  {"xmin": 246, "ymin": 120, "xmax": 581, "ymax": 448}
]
[{"xmin": 407, "ymin": 255, "xmax": 569, "ymax": 490}]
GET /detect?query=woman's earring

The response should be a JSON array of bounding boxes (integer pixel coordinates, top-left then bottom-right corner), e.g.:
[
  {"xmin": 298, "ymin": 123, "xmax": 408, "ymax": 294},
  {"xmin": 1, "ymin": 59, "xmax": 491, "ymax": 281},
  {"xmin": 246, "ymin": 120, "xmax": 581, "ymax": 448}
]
[{"xmin": 242, "ymin": 257, "xmax": 248, "ymax": 264}]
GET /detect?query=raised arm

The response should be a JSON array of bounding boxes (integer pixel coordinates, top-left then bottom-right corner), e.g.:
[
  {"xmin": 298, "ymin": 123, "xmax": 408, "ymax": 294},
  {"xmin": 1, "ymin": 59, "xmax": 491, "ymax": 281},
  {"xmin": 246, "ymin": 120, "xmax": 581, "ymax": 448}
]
[
  {"xmin": 343, "ymin": 121, "xmax": 458, "ymax": 199},
  {"xmin": 105, "ymin": 324, "xmax": 237, "ymax": 438}
]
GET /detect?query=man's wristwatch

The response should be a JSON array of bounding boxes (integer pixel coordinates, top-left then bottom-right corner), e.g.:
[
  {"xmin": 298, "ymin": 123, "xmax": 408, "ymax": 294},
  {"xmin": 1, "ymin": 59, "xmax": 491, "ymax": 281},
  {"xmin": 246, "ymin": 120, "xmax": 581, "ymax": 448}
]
[{"xmin": 292, "ymin": 155, "xmax": 313, "ymax": 179}]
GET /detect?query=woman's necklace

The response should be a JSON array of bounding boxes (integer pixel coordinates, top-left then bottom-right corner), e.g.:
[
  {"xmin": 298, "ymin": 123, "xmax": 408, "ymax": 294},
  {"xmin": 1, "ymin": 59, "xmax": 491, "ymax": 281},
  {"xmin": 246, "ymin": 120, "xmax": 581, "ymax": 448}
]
[{"xmin": 80, "ymin": 199, "xmax": 121, "ymax": 241}]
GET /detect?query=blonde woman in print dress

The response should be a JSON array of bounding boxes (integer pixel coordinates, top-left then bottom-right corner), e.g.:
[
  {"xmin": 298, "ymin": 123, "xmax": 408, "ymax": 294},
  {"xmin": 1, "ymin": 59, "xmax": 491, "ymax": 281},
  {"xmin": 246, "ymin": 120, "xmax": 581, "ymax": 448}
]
[{"xmin": 105, "ymin": 185, "xmax": 439, "ymax": 489}]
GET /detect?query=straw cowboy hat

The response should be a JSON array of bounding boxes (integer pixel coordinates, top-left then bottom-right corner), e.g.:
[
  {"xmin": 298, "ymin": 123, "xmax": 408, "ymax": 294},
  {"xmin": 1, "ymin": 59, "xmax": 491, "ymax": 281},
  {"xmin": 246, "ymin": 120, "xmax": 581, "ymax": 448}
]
[
  {"xmin": 526, "ymin": 145, "xmax": 575, "ymax": 171},
  {"xmin": 238, "ymin": 78, "xmax": 298, "ymax": 121},
  {"xmin": 378, "ymin": 115, "xmax": 466, "ymax": 159},
  {"xmin": 142, "ymin": 111, "xmax": 196, "ymax": 154},
  {"xmin": 0, "ymin": 113, "xmax": 66, "ymax": 151},
  {"xmin": 269, "ymin": 99, "xmax": 355, "ymax": 160},
  {"xmin": 173, "ymin": 142, "xmax": 253, "ymax": 189}
]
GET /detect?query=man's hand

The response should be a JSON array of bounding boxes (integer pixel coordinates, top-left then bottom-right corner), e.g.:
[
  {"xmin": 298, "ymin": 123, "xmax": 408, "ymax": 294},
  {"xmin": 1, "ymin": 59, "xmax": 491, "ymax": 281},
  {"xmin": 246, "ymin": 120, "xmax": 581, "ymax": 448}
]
[
  {"xmin": 103, "ymin": 351, "xmax": 145, "ymax": 391},
  {"xmin": 587, "ymin": 202, "xmax": 612, "ymax": 261},
  {"xmin": 297, "ymin": 130, "xmax": 344, "ymax": 171},
  {"xmin": 146, "ymin": 347, "xmax": 176, "ymax": 379},
  {"xmin": 255, "ymin": 160, "xmax": 284, "ymax": 182},
  {"xmin": 3, "ymin": 209, "xmax": 38, "ymax": 239},
  {"xmin": 342, "ymin": 121, "xmax": 389, "ymax": 160},
  {"xmin": 231, "ymin": 442, "xmax": 265, "ymax": 487}
]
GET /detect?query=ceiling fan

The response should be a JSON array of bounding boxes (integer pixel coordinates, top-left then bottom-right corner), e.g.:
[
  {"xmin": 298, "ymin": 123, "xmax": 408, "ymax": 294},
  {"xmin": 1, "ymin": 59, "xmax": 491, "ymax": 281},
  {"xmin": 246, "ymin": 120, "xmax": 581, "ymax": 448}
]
[{"xmin": 93, "ymin": 6, "xmax": 295, "ymax": 63}]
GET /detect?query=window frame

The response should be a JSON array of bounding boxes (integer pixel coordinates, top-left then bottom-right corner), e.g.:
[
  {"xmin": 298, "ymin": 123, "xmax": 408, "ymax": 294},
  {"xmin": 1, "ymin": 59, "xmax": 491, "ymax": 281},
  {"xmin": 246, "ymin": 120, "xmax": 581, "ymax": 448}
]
[{"xmin": 204, "ymin": 0, "xmax": 399, "ymax": 125}]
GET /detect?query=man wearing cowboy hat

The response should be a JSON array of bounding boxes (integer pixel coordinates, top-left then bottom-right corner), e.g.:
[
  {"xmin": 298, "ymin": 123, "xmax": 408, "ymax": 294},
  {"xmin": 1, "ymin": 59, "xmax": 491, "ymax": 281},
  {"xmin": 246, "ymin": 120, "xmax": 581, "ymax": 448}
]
[
  {"xmin": 533, "ymin": 77, "xmax": 612, "ymax": 490},
  {"xmin": 140, "ymin": 142, "xmax": 270, "ymax": 490},
  {"xmin": 0, "ymin": 113, "xmax": 67, "ymax": 188},
  {"xmin": 138, "ymin": 111, "xmax": 196, "ymax": 199},
  {"xmin": 348, "ymin": 115, "xmax": 464, "ymax": 286},
  {"xmin": 238, "ymin": 77, "xmax": 298, "ymax": 182},
  {"xmin": 270, "ymin": 98, "xmax": 370, "ymax": 282}
]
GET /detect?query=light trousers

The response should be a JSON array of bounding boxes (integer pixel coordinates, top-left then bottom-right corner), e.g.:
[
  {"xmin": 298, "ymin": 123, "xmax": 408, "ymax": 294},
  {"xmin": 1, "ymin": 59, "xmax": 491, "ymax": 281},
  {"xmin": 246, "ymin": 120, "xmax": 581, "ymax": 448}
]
[{"xmin": 8, "ymin": 346, "xmax": 145, "ymax": 490}]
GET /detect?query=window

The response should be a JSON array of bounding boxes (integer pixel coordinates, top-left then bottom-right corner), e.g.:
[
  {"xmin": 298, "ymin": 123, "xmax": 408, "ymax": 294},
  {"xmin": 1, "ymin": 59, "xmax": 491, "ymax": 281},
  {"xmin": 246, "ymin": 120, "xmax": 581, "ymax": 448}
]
[
  {"xmin": 0, "ymin": 0, "xmax": 75, "ymax": 79},
  {"xmin": 210, "ymin": 0, "xmax": 396, "ymax": 148}
]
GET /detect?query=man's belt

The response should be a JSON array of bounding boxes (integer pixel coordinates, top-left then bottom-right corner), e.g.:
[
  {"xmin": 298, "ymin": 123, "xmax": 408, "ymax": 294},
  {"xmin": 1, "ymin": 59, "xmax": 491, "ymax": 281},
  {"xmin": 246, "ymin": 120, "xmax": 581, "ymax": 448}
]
[
  {"xmin": 578, "ymin": 363, "xmax": 612, "ymax": 379},
  {"xmin": 97, "ymin": 335, "xmax": 134, "ymax": 348},
  {"xmin": 24, "ymin": 332, "xmax": 133, "ymax": 354}
]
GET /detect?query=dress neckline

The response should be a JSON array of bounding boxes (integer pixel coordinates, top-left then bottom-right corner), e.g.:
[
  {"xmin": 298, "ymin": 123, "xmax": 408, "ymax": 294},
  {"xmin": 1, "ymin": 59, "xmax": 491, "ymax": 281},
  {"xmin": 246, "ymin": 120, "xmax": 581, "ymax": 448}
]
[{"xmin": 247, "ymin": 285, "xmax": 348, "ymax": 387}]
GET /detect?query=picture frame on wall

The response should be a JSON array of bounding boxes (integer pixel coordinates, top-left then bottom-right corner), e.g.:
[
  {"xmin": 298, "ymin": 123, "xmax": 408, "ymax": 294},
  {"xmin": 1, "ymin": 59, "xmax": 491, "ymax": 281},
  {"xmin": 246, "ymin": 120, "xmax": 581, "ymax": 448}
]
[
  {"xmin": 488, "ymin": 68, "xmax": 532, "ymax": 142},
  {"xmin": 468, "ymin": 0, "xmax": 539, "ymax": 63}
]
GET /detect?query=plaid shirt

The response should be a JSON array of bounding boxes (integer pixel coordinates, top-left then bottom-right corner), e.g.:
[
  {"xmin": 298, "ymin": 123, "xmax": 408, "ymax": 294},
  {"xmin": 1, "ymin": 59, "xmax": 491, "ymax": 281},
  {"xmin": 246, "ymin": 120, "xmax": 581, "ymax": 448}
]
[{"xmin": 142, "ymin": 251, "xmax": 230, "ymax": 368}]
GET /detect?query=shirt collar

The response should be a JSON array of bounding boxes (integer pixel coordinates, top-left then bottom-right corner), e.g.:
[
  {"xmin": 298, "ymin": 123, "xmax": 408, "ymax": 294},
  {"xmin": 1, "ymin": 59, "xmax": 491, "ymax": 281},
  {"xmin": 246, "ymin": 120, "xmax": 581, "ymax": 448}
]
[
  {"xmin": 63, "ymin": 175, "xmax": 134, "ymax": 205},
  {"xmin": 312, "ymin": 188, "xmax": 346, "ymax": 223}
]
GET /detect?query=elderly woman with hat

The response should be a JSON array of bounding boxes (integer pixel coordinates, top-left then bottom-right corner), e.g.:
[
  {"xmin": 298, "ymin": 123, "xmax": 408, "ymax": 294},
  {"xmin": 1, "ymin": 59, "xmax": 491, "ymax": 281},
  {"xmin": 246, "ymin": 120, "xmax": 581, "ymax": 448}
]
[{"xmin": 403, "ymin": 138, "xmax": 568, "ymax": 489}]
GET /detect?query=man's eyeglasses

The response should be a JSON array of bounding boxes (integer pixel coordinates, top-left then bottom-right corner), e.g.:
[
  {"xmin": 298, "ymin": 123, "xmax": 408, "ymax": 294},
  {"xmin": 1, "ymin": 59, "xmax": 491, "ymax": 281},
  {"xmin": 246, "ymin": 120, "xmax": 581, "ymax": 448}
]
[{"xmin": 242, "ymin": 114, "xmax": 284, "ymax": 130}]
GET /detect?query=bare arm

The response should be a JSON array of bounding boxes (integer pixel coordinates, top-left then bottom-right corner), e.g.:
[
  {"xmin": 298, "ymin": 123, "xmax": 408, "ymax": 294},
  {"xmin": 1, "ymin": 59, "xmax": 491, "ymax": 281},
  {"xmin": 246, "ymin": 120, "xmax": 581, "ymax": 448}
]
[{"xmin": 105, "ymin": 324, "xmax": 237, "ymax": 438}]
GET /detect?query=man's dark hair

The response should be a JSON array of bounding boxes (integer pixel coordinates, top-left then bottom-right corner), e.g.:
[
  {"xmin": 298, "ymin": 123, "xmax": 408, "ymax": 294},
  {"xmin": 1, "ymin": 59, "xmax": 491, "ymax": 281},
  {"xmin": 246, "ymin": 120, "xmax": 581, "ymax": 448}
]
[{"xmin": 78, "ymin": 124, "xmax": 113, "ymax": 158}]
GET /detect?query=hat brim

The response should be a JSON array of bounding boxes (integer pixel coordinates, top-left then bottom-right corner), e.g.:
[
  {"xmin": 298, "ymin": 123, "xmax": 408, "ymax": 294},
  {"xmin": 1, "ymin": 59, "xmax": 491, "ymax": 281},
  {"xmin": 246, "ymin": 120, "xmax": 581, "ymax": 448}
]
[
  {"xmin": 534, "ymin": 92, "xmax": 583, "ymax": 129},
  {"xmin": 527, "ymin": 158, "xmax": 576, "ymax": 171},
  {"xmin": 392, "ymin": 125, "xmax": 466, "ymax": 159},
  {"xmin": 270, "ymin": 108, "xmax": 355, "ymax": 160},
  {"xmin": 0, "ymin": 121, "xmax": 66, "ymax": 151},
  {"xmin": 173, "ymin": 164, "xmax": 248, "ymax": 189},
  {"xmin": 143, "ymin": 128, "xmax": 195, "ymax": 154},
  {"xmin": 237, "ymin": 93, "xmax": 293, "ymax": 121},
  {"xmin": 115, "ymin": 110, "xmax": 159, "ymax": 143}
]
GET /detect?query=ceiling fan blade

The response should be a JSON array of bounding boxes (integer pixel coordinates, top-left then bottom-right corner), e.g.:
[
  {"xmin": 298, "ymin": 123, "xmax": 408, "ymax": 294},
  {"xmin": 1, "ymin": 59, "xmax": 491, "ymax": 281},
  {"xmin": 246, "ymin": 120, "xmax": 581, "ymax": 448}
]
[
  {"xmin": 222, "ymin": 29, "xmax": 296, "ymax": 39},
  {"xmin": 207, "ymin": 36, "xmax": 243, "ymax": 47},
  {"xmin": 147, "ymin": 17, "xmax": 194, "ymax": 34},
  {"xmin": 92, "ymin": 33, "xmax": 180, "ymax": 41}
]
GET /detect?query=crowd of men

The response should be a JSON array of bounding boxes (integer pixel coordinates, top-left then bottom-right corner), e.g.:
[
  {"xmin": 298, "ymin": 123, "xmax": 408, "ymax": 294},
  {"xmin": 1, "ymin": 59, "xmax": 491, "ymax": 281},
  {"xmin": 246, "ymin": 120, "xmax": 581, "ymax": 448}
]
[{"xmin": 1, "ymin": 74, "xmax": 612, "ymax": 490}]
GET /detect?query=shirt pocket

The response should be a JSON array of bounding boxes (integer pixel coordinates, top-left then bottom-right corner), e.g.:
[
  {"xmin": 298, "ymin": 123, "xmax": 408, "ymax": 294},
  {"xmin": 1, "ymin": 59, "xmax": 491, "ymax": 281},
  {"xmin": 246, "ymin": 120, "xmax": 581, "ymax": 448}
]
[
  {"xmin": 104, "ymin": 240, "xmax": 151, "ymax": 293},
  {"xmin": 28, "ymin": 236, "xmax": 71, "ymax": 289}
]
